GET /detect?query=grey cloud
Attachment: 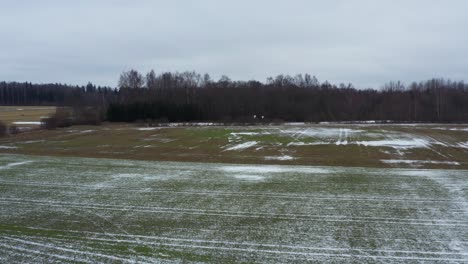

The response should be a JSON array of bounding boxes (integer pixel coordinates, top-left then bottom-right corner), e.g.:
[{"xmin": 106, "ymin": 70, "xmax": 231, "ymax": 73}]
[{"xmin": 0, "ymin": 0, "xmax": 467, "ymax": 88}]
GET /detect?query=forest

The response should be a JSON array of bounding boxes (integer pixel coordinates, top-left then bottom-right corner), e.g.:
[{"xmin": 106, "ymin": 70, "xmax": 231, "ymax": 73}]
[{"xmin": 1, "ymin": 70, "xmax": 468, "ymax": 123}]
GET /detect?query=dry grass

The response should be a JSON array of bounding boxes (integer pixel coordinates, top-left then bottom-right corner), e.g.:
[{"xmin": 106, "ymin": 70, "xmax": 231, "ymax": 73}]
[{"xmin": 0, "ymin": 106, "xmax": 56, "ymax": 125}]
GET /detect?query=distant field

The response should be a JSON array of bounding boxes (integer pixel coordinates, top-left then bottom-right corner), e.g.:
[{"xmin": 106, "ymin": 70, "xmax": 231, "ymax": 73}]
[
  {"xmin": 0, "ymin": 106, "xmax": 55, "ymax": 126},
  {"xmin": 0, "ymin": 123, "xmax": 467, "ymax": 169},
  {"xmin": 0, "ymin": 154, "xmax": 466, "ymax": 262}
]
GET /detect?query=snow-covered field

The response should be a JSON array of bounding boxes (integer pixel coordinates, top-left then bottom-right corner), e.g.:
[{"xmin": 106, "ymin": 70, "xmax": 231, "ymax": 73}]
[
  {"xmin": 0, "ymin": 154, "xmax": 467, "ymax": 263},
  {"xmin": 225, "ymin": 126, "xmax": 458, "ymax": 151},
  {"xmin": 222, "ymin": 125, "xmax": 467, "ymax": 167}
]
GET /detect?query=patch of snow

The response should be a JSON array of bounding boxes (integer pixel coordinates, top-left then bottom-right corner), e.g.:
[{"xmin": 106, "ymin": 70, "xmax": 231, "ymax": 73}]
[
  {"xmin": 0, "ymin": 146, "xmax": 17, "ymax": 149},
  {"xmin": 66, "ymin": 129, "xmax": 95, "ymax": 134},
  {"xmin": 193, "ymin": 122, "xmax": 216, "ymax": 126},
  {"xmin": 111, "ymin": 171, "xmax": 188, "ymax": 181},
  {"xmin": 163, "ymin": 122, "xmax": 219, "ymax": 127},
  {"xmin": 283, "ymin": 127, "xmax": 363, "ymax": 139},
  {"xmin": 284, "ymin": 122, "xmax": 306, "ymax": 126},
  {"xmin": 113, "ymin": 173, "xmax": 139, "ymax": 178},
  {"xmin": 134, "ymin": 145, "xmax": 152, "ymax": 148},
  {"xmin": 136, "ymin": 127, "xmax": 160, "ymax": 131},
  {"xmin": 220, "ymin": 165, "xmax": 329, "ymax": 174},
  {"xmin": 433, "ymin": 127, "xmax": 468, "ymax": 132},
  {"xmin": 225, "ymin": 141, "xmax": 257, "ymax": 151},
  {"xmin": 221, "ymin": 165, "xmax": 284, "ymax": 174},
  {"xmin": 287, "ymin": 142, "xmax": 328, "ymax": 146},
  {"xmin": 356, "ymin": 139, "xmax": 429, "ymax": 149},
  {"xmin": 18, "ymin": 140, "xmax": 44, "ymax": 144},
  {"xmin": 13, "ymin": 121, "xmax": 41, "ymax": 125},
  {"xmin": 432, "ymin": 140, "xmax": 448, "ymax": 147},
  {"xmin": 336, "ymin": 128, "xmax": 350, "ymax": 145},
  {"xmin": 382, "ymin": 160, "xmax": 460, "ymax": 166},
  {"xmin": 7, "ymin": 161, "xmax": 32, "ymax": 167},
  {"xmin": 228, "ymin": 132, "xmax": 262, "ymax": 143},
  {"xmin": 232, "ymin": 174, "xmax": 265, "ymax": 181},
  {"xmin": 384, "ymin": 168, "xmax": 453, "ymax": 178},
  {"xmin": 319, "ymin": 120, "xmax": 386, "ymax": 124},
  {"xmin": 230, "ymin": 132, "xmax": 260, "ymax": 136},
  {"xmin": 265, "ymin": 155, "xmax": 295, "ymax": 161},
  {"xmin": 458, "ymin": 142, "xmax": 468, "ymax": 149},
  {"xmin": 0, "ymin": 161, "xmax": 32, "ymax": 169}
]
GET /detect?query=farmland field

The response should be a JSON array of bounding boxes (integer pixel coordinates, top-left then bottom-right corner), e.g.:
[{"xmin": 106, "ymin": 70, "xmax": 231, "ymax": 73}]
[
  {"xmin": 0, "ymin": 123, "xmax": 468, "ymax": 263},
  {"xmin": 1, "ymin": 123, "xmax": 467, "ymax": 169},
  {"xmin": 0, "ymin": 106, "xmax": 55, "ymax": 129},
  {"xmin": 0, "ymin": 106, "xmax": 55, "ymax": 123},
  {"xmin": 0, "ymin": 153, "xmax": 467, "ymax": 263}
]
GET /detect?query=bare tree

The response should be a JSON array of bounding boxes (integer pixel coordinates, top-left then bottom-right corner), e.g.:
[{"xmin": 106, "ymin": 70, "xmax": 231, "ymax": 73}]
[
  {"xmin": 294, "ymin": 74, "xmax": 305, "ymax": 87},
  {"xmin": 202, "ymin": 73, "xmax": 212, "ymax": 87},
  {"xmin": 118, "ymin": 69, "xmax": 144, "ymax": 89},
  {"xmin": 383, "ymin": 81, "xmax": 405, "ymax": 91},
  {"xmin": 146, "ymin": 70, "xmax": 157, "ymax": 90}
]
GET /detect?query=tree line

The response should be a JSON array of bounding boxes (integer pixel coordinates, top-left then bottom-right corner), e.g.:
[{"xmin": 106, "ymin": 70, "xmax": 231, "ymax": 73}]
[
  {"xmin": 0, "ymin": 81, "xmax": 115, "ymax": 106},
  {"xmin": 1, "ymin": 71, "xmax": 468, "ymax": 123}
]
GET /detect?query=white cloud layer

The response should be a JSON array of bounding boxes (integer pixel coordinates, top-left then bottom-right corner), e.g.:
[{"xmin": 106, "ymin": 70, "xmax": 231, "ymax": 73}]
[{"xmin": 1, "ymin": 0, "xmax": 467, "ymax": 88}]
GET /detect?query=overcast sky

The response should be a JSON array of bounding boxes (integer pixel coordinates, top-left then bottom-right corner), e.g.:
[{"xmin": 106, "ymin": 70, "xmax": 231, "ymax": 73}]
[{"xmin": 1, "ymin": 0, "xmax": 467, "ymax": 88}]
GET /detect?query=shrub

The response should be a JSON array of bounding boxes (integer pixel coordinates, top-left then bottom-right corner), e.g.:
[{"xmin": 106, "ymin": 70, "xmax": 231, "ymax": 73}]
[
  {"xmin": 55, "ymin": 108, "xmax": 73, "ymax": 127},
  {"xmin": 42, "ymin": 106, "xmax": 103, "ymax": 130},
  {"xmin": 75, "ymin": 107, "xmax": 102, "ymax": 125},
  {"xmin": 41, "ymin": 116, "xmax": 58, "ymax": 130},
  {"xmin": 42, "ymin": 108, "xmax": 73, "ymax": 130}
]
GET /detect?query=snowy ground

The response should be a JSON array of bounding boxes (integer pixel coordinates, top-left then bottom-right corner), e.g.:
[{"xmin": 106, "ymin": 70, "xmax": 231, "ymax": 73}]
[
  {"xmin": 225, "ymin": 126, "xmax": 458, "ymax": 151},
  {"xmin": 222, "ymin": 125, "xmax": 468, "ymax": 167},
  {"xmin": 0, "ymin": 154, "xmax": 467, "ymax": 263}
]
